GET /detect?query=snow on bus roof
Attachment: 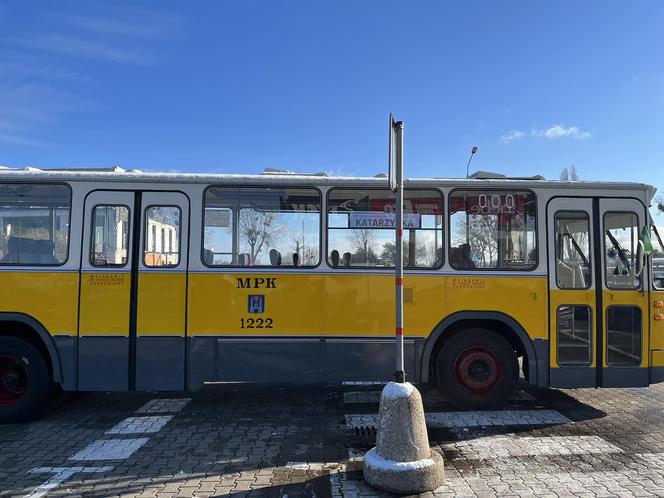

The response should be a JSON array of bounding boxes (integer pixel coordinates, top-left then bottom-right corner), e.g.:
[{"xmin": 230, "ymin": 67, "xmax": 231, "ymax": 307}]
[{"xmin": 0, "ymin": 165, "xmax": 656, "ymax": 200}]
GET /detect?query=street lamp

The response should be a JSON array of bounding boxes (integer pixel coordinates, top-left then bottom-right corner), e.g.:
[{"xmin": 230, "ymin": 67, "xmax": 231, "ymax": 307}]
[{"xmin": 465, "ymin": 146, "xmax": 478, "ymax": 178}]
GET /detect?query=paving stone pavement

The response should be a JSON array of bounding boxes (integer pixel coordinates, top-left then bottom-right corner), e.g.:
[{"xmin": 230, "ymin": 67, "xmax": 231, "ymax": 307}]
[{"xmin": 0, "ymin": 382, "xmax": 663, "ymax": 497}]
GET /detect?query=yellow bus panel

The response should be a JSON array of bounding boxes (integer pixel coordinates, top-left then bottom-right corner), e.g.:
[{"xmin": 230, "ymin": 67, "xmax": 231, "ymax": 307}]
[
  {"xmin": 0, "ymin": 271, "xmax": 79, "ymax": 336},
  {"xmin": 79, "ymin": 273, "xmax": 131, "ymax": 336},
  {"xmin": 137, "ymin": 272, "xmax": 186, "ymax": 336},
  {"xmin": 188, "ymin": 272, "xmax": 547, "ymax": 340}
]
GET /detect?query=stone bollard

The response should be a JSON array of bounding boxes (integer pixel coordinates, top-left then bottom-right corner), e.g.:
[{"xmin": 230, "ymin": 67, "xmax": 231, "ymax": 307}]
[{"xmin": 363, "ymin": 382, "xmax": 444, "ymax": 494}]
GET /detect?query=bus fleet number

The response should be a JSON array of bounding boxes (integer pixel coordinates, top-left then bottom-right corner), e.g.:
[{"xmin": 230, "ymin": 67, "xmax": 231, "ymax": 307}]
[{"xmin": 240, "ymin": 317, "xmax": 273, "ymax": 329}]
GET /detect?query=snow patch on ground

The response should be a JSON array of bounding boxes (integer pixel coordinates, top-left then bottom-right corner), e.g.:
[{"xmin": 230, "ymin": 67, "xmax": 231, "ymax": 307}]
[
  {"xmin": 363, "ymin": 448, "xmax": 436, "ymax": 471},
  {"xmin": 381, "ymin": 382, "xmax": 415, "ymax": 400}
]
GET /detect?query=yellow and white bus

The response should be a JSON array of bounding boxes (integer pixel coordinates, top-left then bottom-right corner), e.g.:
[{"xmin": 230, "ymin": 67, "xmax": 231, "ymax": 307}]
[{"xmin": 0, "ymin": 167, "xmax": 663, "ymax": 421}]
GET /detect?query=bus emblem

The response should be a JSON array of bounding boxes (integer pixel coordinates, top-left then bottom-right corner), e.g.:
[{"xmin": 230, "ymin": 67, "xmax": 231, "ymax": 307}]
[{"xmin": 248, "ymin": 295, "xmax": 265, "ymax": 314}]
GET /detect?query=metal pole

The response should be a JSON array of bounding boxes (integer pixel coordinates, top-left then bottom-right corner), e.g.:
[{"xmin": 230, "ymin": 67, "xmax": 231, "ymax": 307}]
[{"xmin": 394, "ymin": 121, "xmax": 405, "ymax": 383}]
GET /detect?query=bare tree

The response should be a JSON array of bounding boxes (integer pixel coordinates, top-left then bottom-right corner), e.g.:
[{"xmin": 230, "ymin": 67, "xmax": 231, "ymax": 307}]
[
  {"xmin": 348, "ymin": 228, "xmax": 378, "ymax": 264},
  {"xmin": 560, "ymin": 165, "xmax": 579, "ymax": 182},
  {"xmin": 239, "ymin": 210, "xmax": 282, "ymax": 262},
  {"xmin": 657, "ymin": 195, "xmax": 664, "ymax": 215},
  {"xmin": 380, "ymin": 239, "xmax": 427, "ymax": 266},
  {"xmin": 454, "ymin": 216, "xmax": 498, "ymax": 267}
]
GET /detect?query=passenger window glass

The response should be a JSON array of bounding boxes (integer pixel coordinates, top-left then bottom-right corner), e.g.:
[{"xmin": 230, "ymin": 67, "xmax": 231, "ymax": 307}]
[
  {"xmin": 203, "ymin": 187, "xmax": 320, "ymax": 267},
  {"xmin": 652, "ymin": 224, "xmax": 664, "ymax": 290},
  {"xmin": 0, "ymin": 183, "xmax": 70, "ymax": 266},
  {"xmin": 604, "ymin": 212, "xmax": 640, "ymax": 289},
  {"xmin": 144, "ymin": 206, "xmax": 181, "ymax": 267},
  {"xmin": 327, "ymin": 189, "xmax": 443, "ymax": 268},
  {"xmin": 606, "ymin": 306, "xmax": 642, "ymax": 366},
  {"xmin": 91, "ymin": 205, "xmax": 130, "ymax": 267},
  {"xmin": 557, "ymin": 305, "xmax": 592, "ymax": 366},
  {"xmin": 449, "ymin": 191, "xmax": 537, "ymax": 270},
  {"xmin": 555, "ymin": 211, "xmax": 591, "ymax": 289}
]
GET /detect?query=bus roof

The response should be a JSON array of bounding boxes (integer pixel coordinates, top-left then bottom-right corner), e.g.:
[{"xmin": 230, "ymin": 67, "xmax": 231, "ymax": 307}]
[{"xmin": 0, "ymin": 166, "xmax": 656, "ymax": 201}]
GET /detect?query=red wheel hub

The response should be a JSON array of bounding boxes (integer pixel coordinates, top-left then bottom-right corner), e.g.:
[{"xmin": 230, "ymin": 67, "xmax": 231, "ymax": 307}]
[
  {"xmin": 0, "ymin": 356, "xmax": 28, "ymax": 406},
  {"xmin": 454, "ymin": 346, "xmax": 502, "ymax": 394}
]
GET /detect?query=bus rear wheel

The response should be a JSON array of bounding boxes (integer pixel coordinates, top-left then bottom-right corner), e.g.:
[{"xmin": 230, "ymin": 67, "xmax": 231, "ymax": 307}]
[
  {"xmin": 435, "ymin": 329, "xmax": 518, "ymax": 410},
  {"xmin": 0, "ymin": 337, "xmax": 50, "ymax": 423}
]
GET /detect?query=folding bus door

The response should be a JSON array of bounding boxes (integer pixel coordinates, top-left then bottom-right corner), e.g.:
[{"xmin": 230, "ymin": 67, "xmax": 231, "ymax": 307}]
[
  {"xmin": 598, "ymin": 198, "xmax": 649, "ymax": 386},
  {"xmin": 548, "ymin": 197, "xmax": 597, "ymax": 388},
  {"xmin": 79, "ymin": 190, "xmax": 189, "ymax": 391},
  {"xmin": 548, "ymin": 197, "xmax": 650, "ymax": 388},
  {"xmin": 79, "ymin": 191, "xmax": 135, "ymax": 390},
  {"xmin": 135, "ymin": 192, "xmax": 189, "ymax": 391}
]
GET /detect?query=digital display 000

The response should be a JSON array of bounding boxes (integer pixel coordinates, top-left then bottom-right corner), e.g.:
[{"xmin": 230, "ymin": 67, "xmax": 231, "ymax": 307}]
[{"xmin": 467, "ymin": 193, "xmax": 517, "ymax": 215}]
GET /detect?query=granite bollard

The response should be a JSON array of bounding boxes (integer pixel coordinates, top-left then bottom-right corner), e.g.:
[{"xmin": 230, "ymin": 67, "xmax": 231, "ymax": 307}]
[{"xmin": 363, "ymin": 382, "xmax": 444, "ymax": 494}]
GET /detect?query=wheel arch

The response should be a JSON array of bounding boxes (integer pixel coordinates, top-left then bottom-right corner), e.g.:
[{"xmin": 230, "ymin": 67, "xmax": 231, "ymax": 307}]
[
  {"xmin": 420, "ymin": 311, "xmax": 540, "ymax": 385},
  {"xmin": 0, "ymin": 313, "xmax": 63, "ymax": 385}
]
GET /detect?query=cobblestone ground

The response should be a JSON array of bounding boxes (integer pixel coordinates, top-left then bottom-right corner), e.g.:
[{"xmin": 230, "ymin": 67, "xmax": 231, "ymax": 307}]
[{"xmin": 1, "ymin": 381, "xmax": 664, "ymax": 497}]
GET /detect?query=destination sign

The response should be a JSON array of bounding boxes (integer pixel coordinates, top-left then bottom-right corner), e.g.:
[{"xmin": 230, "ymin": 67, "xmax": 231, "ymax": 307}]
[{"xmin": 349, "ymin": 212, "xmax": 421, "ymax": 229}]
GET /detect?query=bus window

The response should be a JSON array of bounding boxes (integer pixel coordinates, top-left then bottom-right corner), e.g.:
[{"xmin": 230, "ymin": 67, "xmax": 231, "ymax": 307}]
[
  {"xmin": 652, "ymin": 224, "xmax": 664, "ymax": 290},
  {"xmin": 604, "ymin": 212, "xmax": 640, "ymax": 289},
  {"xmin": 557, "ymin": 305, "xmax": 592, "ymax": 366},
  {"xmin": 0, "ymin": 183, "xmax": 70, "ymax": 266},
  {"xmin": 327, "ymin": 189, "xmax": 443, "ymax": 269},
  {"xmin": 554, "ymin": 211, "xmax": 591, "ymax": 289},
  {"xmin": 144, "ymin": 206, "xmax": 181, "ymax": 267},
  {"xmin": 449, "ymin": 190, "xmax": 537, "ymax": 270},
  {"xmin": 91, "ymin": 205, "xmax": 130, "ymax": 267},
  {"xmin": 203, "ymin": 187, "xmax": 320, "ymax": 267}
]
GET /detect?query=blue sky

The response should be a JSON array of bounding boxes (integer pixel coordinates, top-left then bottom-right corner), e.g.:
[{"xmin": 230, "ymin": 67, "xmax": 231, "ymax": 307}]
[{"xmin": 1, "ymin": 1, "xmax": 663, "ymax": 220}]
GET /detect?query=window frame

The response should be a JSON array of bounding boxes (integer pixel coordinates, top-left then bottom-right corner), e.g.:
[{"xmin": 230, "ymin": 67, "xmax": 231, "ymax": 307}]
[
  {"xmin": 556, "ymin": 304, "xmax": 593, "ymax": 367},
  {"xmin": 0, "ymin": 182, "xmax": 72, "ymax": 267},
  {"xmin": 652, "ymin": 223, "xmax": 664, "ymax": 291},
  {"xmin": 201, "ymin": 184, "xmax": 323, "ymax": 269},
  {"xmin": 605, "ymin": 304, "xmax": 642, "ymax": 367},
  {"xmin": 554, "ymin": 210, "xmax": 592, "ymax": 290},
  {"xmin": 89, "ymin": 203, "xmax": 131, "ymax": 268},
  {"xmin": 325, "ymin": 186, "xmax": 445, "ymax": 270},
  {"xmin": 143, "ymin": 204, "xmax": 182, "ymax": 268},
  {"xmin": 447, "ymin": 188, "xmax": 539, "ymax": 272},
  {"xmin": 602, "ymin": 210, "xmax": 641, "ymax": 291}
]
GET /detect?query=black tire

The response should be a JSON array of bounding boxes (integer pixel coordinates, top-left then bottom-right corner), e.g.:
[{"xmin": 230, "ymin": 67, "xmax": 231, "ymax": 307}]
[
  {"xmin": 435, "ymin": 329, "xmax": 518, "ymax": 410},
  {"xmin": 0, "ymin": 337, "xmax": 50, "ymax": 423}
]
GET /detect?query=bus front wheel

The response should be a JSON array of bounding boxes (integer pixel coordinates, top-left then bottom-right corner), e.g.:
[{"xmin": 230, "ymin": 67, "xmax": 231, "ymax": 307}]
[
  {"xmin": 0, "ymin": 337, "xmax": 50, "ymax": 423},
  {"xmin": 435, "ymin": 329, "xmax": 518, "ymax": 410}
]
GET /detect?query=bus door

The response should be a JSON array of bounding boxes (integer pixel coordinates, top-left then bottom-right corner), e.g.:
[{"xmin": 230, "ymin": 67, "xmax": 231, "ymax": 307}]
[
  {"xmin": 548, "ymin": 197, "xmax": 649, "ymax": 388},
  {"xmin": 79, "ymin": 190, "xmax": 189, "ymax": 391},
  {"xmin": 598, "ymin": 198, "xmax": 649, "ymax": 386}
]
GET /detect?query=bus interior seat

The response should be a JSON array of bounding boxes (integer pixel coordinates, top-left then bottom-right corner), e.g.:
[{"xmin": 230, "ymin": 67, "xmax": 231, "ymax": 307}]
[
  {"xmin": 342, "ymin": 252, "xmax": 351, "ymax": 267},
  {"xmin": 1, "ymin": 237, "xmax": 57, "ymax": 265},
  {"xmin": 203, "ymin": 248, "xmax": 214, "ymax": 265},
  {"xmin": 450, "ymin": 244, "xmax": 476, "ymax": 269},
  {"xmin": 269, "ymin": 249, "xmax": 282, "ymax": 266},
  {"xmin": 292, "ymin": 253, "xmax": 299, "ymax": 266},
  {"xmin": 434, "ymin": 247, "xmax": 443, "ymax": 267},
  {"xmin": 557, "ymin": 260, "xmax": 589, "ymax": 288},
  {"xmin": 238, "ymin": 253, "xmax": 252, "ymax": 266},
  {"xmin": 330, "ymin": 250, "xmax": 340, "ymax": 267}
]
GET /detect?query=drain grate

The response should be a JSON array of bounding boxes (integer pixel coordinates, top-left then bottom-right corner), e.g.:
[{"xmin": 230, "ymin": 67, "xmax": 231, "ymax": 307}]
[{"xmin": 353, "ymin": 425, "xmax": 377, "ymax": 437}]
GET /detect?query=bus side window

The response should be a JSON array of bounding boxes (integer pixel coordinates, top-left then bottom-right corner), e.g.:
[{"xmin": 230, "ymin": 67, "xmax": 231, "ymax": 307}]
[
  {"xmin": 554, "ymin": 211, "xmax": 591, "ymax": 289},
  {"xmin": 0, "ymin": 183, "xmax": 71, "ymax": 266},
  {"xmin": 144, "ymin": 206, "xmax": 181, "ymax": 267},
  {"xmin": 203, "ymin": 187, "xmax": 321, "ymax": 267},
  {"xmin": 91, "ymin": 205, "xmax": 130, "ymax": 267}
]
